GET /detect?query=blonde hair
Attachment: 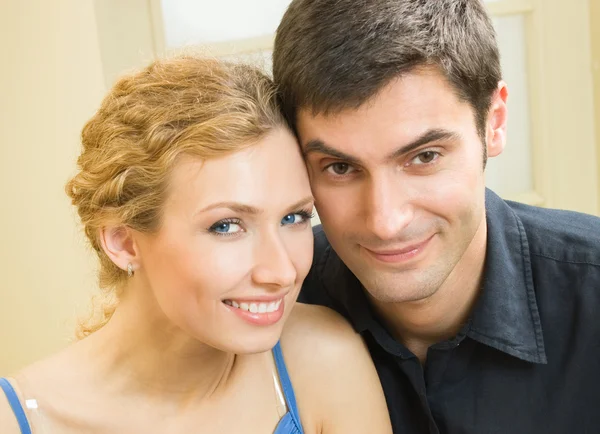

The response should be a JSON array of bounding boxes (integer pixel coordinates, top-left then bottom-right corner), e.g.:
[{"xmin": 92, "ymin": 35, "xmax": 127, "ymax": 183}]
[{"xmin": 66, "ymin": 56, "xmax": 286, "ymax": 337}]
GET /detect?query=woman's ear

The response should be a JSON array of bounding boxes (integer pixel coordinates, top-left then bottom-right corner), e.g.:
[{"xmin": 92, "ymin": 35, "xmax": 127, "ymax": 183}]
[{"xmin": 99, "ymin": 226, "xmax": 140, "ymax": 275}]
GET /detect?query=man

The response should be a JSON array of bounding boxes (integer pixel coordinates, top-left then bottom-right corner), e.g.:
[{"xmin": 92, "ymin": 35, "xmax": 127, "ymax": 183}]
[{"xmin": 272, "ymin": 0, "xmax": 600, "ymax": 433}]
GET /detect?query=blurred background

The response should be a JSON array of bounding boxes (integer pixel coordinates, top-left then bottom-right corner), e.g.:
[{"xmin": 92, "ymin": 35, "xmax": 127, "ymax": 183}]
[{"xmin": 1, "ymin": 0, "xmax": 599, "ymax": 374}]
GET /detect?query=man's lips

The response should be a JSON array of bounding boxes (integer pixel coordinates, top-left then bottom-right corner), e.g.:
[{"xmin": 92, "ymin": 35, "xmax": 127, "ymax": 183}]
[{"xmin": 362, "ymin": 235, "xmax": 435, "ymax": 263}]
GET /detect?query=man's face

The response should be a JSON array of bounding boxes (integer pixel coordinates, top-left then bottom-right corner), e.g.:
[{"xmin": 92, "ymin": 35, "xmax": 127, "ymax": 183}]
[{"xmin": 297, "ymin": 68, "xmax": 505, "ymax": 303}]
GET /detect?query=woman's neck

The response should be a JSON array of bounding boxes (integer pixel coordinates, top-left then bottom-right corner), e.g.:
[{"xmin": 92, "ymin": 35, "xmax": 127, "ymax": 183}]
[{"xmin": 80, "ymin": 286, "xmax": 237, "ymax": 407}]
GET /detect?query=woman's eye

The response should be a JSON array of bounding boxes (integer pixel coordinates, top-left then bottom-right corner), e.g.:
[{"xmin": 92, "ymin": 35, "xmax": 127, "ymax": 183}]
[
  {"xmin": 209, "ymin": 220, "xmax": 242, "ymax": 235},
  {"xmin": 325, "ymin": 162, "xmax": 355, "ymax": 175},
  {"xmin": 281, "ymin": 211, "xmax": 313, "ymax": 226},
  {"xmin": 411, "ymin": 151, "xmax": 439, "ymax": 165}
]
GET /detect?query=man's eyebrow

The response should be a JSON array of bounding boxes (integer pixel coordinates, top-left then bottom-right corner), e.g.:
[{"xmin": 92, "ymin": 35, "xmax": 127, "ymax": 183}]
[
  {"xmin": 386, "ymin": 129, "xmax": 460, "ymax": 161},
  {"xmin": 302, "ymin": 140, "xmax": 362, "ymax": 165},
  {"xmin": 302, "ymin": 129, "xmax": 459, "ymax": 165}
]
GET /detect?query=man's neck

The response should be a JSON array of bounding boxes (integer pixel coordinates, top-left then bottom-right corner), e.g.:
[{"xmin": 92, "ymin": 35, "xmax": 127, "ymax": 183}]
[{"xmin": 372, "ymin": 217, "xmax": 488, "ymax": 363}]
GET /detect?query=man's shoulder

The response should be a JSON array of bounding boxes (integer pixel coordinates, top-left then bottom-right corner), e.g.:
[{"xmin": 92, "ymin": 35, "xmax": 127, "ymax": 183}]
[
  {"xmin": 302, "ymin": 224, "xmax": 331, "ymax": 297},
  {"xmin": 507, "ymin": 200, "xmax": 600, "ymax": 266},
  {"xmin": 299, "ymin": 225, "xmax": 341, "ymax": 309},
  {"xmin": 312, "ymin": 224, "xmax": 331, "ymax": 259}
]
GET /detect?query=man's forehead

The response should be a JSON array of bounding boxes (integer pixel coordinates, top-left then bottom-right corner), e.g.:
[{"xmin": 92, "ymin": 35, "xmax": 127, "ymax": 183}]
[
  {"xmin": 295, "ymin": 66, "xmax": 453, "ymax": 120},
  {"xmin": 296, "ymin": 73, "xmax": 474, "ymax": 147}
]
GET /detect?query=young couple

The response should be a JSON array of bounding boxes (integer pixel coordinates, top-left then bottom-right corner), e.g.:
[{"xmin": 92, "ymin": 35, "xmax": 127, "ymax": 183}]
[{"xmin": 2, "ymin": 1, "xmax": 600, "ymax": 433}]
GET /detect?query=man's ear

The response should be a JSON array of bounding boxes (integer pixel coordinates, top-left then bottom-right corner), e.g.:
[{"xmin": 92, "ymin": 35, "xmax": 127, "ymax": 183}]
[
  {"xmin": 99, "ymin": 225, "xmax": 140, "ymax": 274},
  {"xmin": 486, "ymin": 81, "xmax": 508, "ymax": 159}
]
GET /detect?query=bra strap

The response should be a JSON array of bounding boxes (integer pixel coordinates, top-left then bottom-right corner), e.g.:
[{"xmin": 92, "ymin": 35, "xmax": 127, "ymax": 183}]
[
  {"xmin": 272, "ymin": 342, "xmax": 302, "ymax": 426},
  {"xmin": 0, "ymin": 377, "xmax": 32, "ymax": 434}
]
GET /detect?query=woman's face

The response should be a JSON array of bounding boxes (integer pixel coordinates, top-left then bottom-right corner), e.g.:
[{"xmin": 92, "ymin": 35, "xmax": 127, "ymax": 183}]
[{"xmin": 134, "ymin": 128, "xmax": 314, "ymax": 354}]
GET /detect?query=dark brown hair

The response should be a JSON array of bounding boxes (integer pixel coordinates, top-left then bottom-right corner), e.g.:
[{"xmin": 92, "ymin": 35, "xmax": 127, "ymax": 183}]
[{"xmin": 273, "ymin": 0, "xmax": 501, "ymax": 144}]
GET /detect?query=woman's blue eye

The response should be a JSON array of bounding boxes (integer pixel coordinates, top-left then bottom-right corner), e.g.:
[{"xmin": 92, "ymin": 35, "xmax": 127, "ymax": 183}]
[
  {"xmin": 282, "ymin": 214, "xmax": 299, "ymax": 225},
  {"xmin": 209, "ymin": 220, "xmax": 242, "ymax": 235},
  {"xmin": 281, "ymin": 211, "xmax": 313, "ymax": 226},
  {"xmin": 214, "ymin": 222, "xmax": 231, "ymax": 233}
]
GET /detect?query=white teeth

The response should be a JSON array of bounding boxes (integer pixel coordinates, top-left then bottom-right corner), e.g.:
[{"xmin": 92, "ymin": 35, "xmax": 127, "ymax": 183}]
[{"xmin": 226, "ymin": 299, "xmax": 283, "ymax": 314}]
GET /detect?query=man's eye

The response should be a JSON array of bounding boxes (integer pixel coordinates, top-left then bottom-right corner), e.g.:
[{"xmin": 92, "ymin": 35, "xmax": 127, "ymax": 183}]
[
  {"xmin": 325, "ymin": 162, "xmax": 355, "ymax": 175},
  {"xmin": 411, "ymin": 151, "xmax": 439, "ymax": 165}
]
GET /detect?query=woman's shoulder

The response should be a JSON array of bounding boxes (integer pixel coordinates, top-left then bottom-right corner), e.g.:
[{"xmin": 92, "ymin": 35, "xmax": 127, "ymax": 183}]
[
  {"xmin": 10, "ymin": 344, "xmax": 79, "ymax": 391},
  {"xmin": 0, "ymin": 342, "xmax": 91, "ymax": 433},
  {"xmin": 0, "ymin": 377, "xmax": 25, "ymax": 434},
  {"xmin": 279, "ymin": 302, "xmax": 370, "ymax": 397},
  {"xmin": 279, "ymin": 303, "xmax": 392, "ymax": 433},
  {"xmin": 0, "ymin": 360, "xmax": 54, "ymax": 434},
  {"xmin": 281, "ymin": 302, "xmax": 362, "ymax": 359}
]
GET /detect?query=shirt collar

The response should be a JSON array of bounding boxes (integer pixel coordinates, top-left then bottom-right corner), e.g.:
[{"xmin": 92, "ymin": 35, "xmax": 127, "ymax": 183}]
[
  {"xmin": 319, "ymin": 248, "xmax": 415, "ymax": 358},
  {"xmin": 318, "ymin": 188, "xmax": 547, "ymax": 364},
  {"xmin": 470, "ymin": 189, "xmax": 547, "ymax": 363}
]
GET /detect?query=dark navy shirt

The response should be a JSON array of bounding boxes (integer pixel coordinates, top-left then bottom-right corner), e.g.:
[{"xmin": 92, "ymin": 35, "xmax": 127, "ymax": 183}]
[{"xmin": 300, "ymin": 189, "xmax": 600, "ymax": 434}]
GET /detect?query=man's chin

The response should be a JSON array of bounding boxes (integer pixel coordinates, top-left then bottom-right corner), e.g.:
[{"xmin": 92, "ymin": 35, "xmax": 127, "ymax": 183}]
[
  {"xmin": 358, "ymin": 268, "xmax": 443, "ymax": 304},
  {"xmin": 365, "ymin": 286, "xmax": 439, "ymax": 304}
]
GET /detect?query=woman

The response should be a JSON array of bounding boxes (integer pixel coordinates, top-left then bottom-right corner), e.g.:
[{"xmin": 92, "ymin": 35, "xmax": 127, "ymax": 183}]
[{"xmin": 0, "ymin": 56, "xmax": 392, "ymax": 433}]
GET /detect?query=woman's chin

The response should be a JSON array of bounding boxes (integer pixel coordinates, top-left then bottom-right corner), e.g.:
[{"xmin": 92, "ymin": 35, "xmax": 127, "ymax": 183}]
[
  {"xmin": 214, "ymin": 329, "xmax": 283, "ymax": 355},
  {"xmin": 237, "ymin": 333, "xmax": 282, "ymax": 355}
]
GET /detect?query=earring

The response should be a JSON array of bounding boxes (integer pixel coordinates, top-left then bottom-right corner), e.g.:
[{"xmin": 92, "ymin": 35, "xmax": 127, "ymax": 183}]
[{"xmin": 127, "ymin": 263, "xmax": 134, "ymax": 278}]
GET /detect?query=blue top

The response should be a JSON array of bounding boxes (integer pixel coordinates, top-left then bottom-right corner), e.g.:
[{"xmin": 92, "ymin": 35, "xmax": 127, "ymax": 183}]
[
  {"xmin": 0, "ymin": 342, "xmax": 302, "ymax": 434},
  {"xmin": 0, "ymin": 378, "xmax": 32, "ymax": 434},
  {"xmin": 272, "ymin": 341, "xmax": 304, "ymax": 433}
]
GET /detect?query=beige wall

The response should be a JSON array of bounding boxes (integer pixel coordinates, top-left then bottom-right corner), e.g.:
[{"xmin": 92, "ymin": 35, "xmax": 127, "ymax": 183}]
[
  {"xmin": 1, "ymin": 1, "xmax": 599, "ymax": 376},
  {"xmin": 0, "ymin": 0, "xmax": 105, "ymax": 374},
  {"xmin": 94, "ymin": 0, "xmax": 159, "ymax": 88},
  {"xmin": 592, "ymin": 0, "xmax": 600, "ymax": 210}
]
